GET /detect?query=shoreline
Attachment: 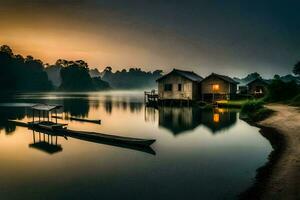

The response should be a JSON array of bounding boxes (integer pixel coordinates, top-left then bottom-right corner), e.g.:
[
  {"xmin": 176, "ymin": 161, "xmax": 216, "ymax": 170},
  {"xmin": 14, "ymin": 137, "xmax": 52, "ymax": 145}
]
[{"xmin": 239, "ymin": 104, "xmax": 300, "ymax": 200}]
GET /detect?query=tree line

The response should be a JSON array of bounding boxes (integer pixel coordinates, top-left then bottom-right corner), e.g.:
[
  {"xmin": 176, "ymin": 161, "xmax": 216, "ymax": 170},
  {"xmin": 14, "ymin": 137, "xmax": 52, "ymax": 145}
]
[
  {"xmin": 1, "ymin": 44, "xmax": 300, "ymax": 93},
  {"xmin": 0, "ymin": 45, "xmax": 162, "ymax": 92},
  {"xmin": 101, "ymin": 66, "xmax": 163, "ymax": 89}
]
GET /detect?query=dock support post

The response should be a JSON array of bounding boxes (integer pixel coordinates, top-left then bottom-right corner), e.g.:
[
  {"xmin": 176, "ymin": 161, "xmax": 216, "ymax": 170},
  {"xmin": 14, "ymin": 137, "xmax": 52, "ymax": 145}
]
[{"xmin": 55, "ymin": 110, "xmax": 58, "ymax": 124}]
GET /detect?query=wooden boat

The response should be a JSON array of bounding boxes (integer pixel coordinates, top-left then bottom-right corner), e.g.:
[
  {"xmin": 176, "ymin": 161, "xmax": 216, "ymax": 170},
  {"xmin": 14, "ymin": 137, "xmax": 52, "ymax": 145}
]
[
  {"xmin": 63, "ymin": 129, "xmax": 155, "ymax": 147},
  {"xmin": 8, "ymin": 104, "xmax": 156, "ymax": 154},
  {"xmin": 28, "ymin": 121, "xmax": 68, "ymax": 131},
  {"xmin": 69, "ymin": 117, "xmax": 101, "ymax": 124},
  {"xmin": 51, "ymin": 115, "xmax": 101, "ymax": 124},
  {"xmin": 9, "ymin": 120, "xmax": 155, "ymax": 148}
]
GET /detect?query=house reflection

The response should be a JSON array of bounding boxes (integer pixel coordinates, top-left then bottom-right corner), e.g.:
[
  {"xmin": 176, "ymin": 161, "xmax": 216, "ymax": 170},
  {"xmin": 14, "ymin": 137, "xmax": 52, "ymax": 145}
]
[
  {"xmin": 157, "ymin": 107, "xmax": 203, "ymax": 135},
  {"xmin": 202, "ymin": 108, "xmax": 237, "ymax": 133},
  {"xmin": 29, "ymin": 130, "xmax": 63, "ymax": 154},
  {"xmin": 146, "ymin": 107, "xmax": 237, "ymax": 135}
]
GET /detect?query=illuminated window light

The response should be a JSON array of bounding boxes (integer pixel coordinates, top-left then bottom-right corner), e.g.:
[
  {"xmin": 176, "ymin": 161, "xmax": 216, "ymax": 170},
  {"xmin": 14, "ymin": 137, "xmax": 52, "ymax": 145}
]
[{"xmin": 212, "ymin": 84, "xmax": 219, "ymax": 91}]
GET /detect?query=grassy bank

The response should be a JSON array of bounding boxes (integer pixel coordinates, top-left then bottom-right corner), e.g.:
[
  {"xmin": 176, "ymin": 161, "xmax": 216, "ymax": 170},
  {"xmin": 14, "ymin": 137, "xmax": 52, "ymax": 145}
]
[
  {"xmin": 215, "ymin": 99, "xmax": 274, "ymax": 122},
  {"xmin": 216, "ymin": 99, "xmax": 250, "ymax": 108}
]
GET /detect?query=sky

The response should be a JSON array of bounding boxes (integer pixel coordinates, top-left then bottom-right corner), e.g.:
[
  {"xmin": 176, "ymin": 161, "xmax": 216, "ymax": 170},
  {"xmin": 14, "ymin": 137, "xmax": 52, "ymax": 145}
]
[{"xmin": 0, "ymin": 0, "xmax": 299, "ymax": 78}]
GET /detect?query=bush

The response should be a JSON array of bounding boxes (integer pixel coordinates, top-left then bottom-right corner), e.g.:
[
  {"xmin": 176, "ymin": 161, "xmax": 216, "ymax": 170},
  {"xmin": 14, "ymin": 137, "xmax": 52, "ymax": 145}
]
[
  {"xmin": 289, "ymin": 94, "xmax": 300, "ymax": 107},
  {"xmin": 241, "ymin": 100, "xmax": 274, "ymax": 122},
  {"xmin": 251, "ymin": 108, "xmax": 274, "ymax": 122},
  {"xmin": 266, "ymin": 79, "xmax": 300, "ymax": 102},
  {"xmin": 241, "ymin": 100, "xmax": 264, "ymax": 113}
]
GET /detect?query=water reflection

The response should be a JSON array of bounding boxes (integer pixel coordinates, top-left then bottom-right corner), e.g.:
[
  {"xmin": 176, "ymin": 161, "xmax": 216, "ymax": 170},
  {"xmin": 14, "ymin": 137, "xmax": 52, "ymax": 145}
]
[
  {"xmin": 202, "ymin": 108, "xmax": 237, "ymax": 133},
  {"xmin": 0, "ymin": 107, "xmax": 27, "ymax": 134},
  {"xmin": 0, "ymin": 92, "xmax": 272, "ymax": 200},
  {"xmin": 63, "ymin": 95, "xmax": 90, "ymax": 117},
  {"xmin": 145, "ymin": 107, "xmax": 237, "ymax": 135},
  {"xmin": 158, "ymin": 107, "xmax": 202, "ymax": 135},
  {"xmin": 29, "ymin": 130, "xmax": 63, "ymax": 154}
]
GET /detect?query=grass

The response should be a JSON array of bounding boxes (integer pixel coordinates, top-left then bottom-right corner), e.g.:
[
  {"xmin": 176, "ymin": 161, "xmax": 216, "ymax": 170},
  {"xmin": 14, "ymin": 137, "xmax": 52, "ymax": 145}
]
[
  {"xmin": 216, "ymin": 99, "xmax": 262, "ymax": 108},
  {"xmin": 240, "ymin": 99, "xmax": 274, "ymax": 122}
]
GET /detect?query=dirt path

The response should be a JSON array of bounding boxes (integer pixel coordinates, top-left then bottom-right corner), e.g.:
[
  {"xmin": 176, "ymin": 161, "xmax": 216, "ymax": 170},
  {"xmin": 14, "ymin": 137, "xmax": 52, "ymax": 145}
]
[{"xmin": 258, "ymin": 104, "xmax": 300, "ymax": 199}]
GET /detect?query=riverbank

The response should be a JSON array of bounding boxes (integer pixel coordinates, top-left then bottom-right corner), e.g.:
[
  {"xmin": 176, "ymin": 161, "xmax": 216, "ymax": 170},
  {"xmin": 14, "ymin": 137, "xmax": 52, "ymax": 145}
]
[{"xmin": 240, "ymin": 104, "xmax": 300, "ymax": 199}]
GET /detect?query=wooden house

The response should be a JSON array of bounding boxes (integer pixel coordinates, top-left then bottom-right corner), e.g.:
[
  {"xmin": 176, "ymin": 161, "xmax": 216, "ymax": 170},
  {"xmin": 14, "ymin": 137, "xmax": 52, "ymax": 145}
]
[
  {"xmin": 247, "ymin": 78, "xmax": 270, "ymax": 97},
  {"xmin": 200, "ymin": 73, "xmax": 239, "ymax": 102},
  {"xmin": 156, "ymin": 69, "xmax": 203, "ymax": 102}
]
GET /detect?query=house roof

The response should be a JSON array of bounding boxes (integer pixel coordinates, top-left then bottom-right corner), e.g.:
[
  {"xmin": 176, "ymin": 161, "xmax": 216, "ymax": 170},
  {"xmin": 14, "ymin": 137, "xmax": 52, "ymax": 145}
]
[
  {"xmin": 202, "ymin": 73, "xmax": 239, "ymax": 84},
  {"xmin": 246, "ymin": 78, "xmax": 270, "ymax": 86},
  {"xmin": 156, "ymin": 69, "xmax": 203, "ymax": 82},
  {"xmin": 31, "ymin": 104, "xmax": 63, "ymax": 111}
]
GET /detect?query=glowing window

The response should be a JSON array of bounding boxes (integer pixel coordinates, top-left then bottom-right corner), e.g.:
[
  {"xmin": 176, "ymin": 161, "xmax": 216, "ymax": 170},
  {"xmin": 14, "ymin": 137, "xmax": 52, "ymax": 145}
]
[
  {"xmin": 212, "ymin": 84, "xmax": 220, "ymax": 91},
  {"xmin": 213, "ymin": 113, "xmax": 220, "ymax": 123}
]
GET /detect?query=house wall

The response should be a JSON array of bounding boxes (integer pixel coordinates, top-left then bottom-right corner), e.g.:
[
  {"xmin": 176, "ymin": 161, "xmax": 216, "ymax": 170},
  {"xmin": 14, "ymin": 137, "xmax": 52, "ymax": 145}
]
[
  {"xmin": 201, "ymin": 76, "xmax": 231, "ymax": 94},
  {"xmin": 157, "ymin": 74, "xmax": 197, "ymax": 100},
  {"xmin": 248, "ymin": 81, "xmax": 268, "ymax": 95},
  {"xmin": 200, "ymin": 76, "xmax": 237, "ymax": 101}
]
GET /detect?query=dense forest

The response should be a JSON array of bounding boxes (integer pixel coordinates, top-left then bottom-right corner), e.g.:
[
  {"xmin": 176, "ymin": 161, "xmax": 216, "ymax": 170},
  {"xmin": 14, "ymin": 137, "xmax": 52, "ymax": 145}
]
[
  {"xmin": 46, "ymin": 64, "xmax": 162, "ymax": 90},
  {"xmin": 46, "ymin": 59, "xmax": 110, "ymax": 91},
  {"xmin": 0, "ymin": 45, "xmax": 52, "ymax": 91},
  {"xmin": 101, "ymin": 67, "xmax": 163, "ymax": 89},
  {"xmin": 234, "ymin": 72, "xmax": 300, "ymax": 85}
]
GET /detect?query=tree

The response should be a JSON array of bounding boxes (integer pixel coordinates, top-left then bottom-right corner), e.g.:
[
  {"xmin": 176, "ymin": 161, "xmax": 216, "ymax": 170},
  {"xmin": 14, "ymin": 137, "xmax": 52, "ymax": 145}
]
[
  {"xmin": 0, "ymin": 45, "xmax": 13, "ymax": 56},
  {"xmin": 274, "ymin": 74, "xmax": 280, "ymax": 80},
  {"xmin": 293, "ymin": 61, "xmax": 300, "ymax": 76},
  {"xmin": 59, "ymin": 60, "xmax": 110, "ymax": 91},
  {"xmin": 0, "ymin": 45, "xmax": 52, "ymax": 91}
]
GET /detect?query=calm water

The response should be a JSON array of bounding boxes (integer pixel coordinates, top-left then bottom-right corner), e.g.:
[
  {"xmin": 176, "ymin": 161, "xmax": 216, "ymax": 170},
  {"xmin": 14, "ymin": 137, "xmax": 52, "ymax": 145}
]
[{"xmin": 0, "ymin": 91, "xmax": 272, "ymax": 200}]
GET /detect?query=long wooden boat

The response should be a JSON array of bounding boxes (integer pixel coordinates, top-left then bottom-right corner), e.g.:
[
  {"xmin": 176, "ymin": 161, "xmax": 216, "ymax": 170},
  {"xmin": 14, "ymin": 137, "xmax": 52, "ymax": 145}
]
[
  {"xmin": 9, "ymin": 120, "xmax": 156, "ymax": 148},
  {"xmin": 69, "ymin": 117, "xmax": 101, "ymax": 124},
  {"xmin": 51, "ymin": 115, "xmax": 101, "ymax": 124}
]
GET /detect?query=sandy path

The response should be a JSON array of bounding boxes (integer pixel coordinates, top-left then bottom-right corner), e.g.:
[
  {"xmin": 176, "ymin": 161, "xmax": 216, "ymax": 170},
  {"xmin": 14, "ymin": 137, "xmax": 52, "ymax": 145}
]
[{"xmin": 258, "ymin": 104, "xmax": 300, "ymax": 199}]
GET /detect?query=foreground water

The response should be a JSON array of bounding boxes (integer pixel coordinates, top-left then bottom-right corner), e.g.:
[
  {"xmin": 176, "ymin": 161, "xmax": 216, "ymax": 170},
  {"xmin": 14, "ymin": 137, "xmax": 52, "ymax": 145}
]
[{"xmin": 0, "ymin": 91, "xmax": 272, "ymax": 200}]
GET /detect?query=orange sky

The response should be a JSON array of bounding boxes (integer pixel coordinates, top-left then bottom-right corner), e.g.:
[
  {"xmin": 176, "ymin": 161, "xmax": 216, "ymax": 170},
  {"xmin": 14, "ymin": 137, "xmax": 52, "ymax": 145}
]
[{"xmin": 1, "ymin": 1, "xmax": 298, "ymax": 77}]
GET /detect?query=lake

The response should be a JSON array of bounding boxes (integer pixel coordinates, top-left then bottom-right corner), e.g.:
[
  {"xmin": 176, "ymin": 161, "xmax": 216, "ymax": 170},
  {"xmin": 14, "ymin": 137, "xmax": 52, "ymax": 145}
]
[{"xmin": 0, "ymin": 91, "xmax": 272, "ymax": 200}]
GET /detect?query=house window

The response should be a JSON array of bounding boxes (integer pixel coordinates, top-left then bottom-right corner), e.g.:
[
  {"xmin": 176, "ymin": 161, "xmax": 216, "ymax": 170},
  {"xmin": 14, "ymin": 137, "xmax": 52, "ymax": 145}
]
[
  {"xmin": 178, "ymin": 84, "xmax": 182, "ymax": 91},
  {"xmin": 164, "ymin": 84, "xmax": 172, "ymax": 91},
  {"xmin": 255, "ymin": 86, "xmax": 263, "ymax": 94},
  {"xmin": 212, "ymin": 84, "xmax": 220, "ymax": 91}
]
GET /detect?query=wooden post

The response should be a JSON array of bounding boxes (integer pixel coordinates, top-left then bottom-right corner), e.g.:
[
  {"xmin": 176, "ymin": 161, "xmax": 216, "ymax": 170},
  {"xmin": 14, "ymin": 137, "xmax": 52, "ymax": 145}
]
[
  {"xmin": 55, "ymin": 109, "xmax": 58, "ymax": 124},
  {"xmin": 32, "ymin": 109, "xmax": 34, "ymax": 123},
  {"xmin": 32, "ymin": 130, "xmax": 35, "ymax": 143},
  {"xmin": 39, "ymin": 111, "xmax": 41, "ymax": 122}
]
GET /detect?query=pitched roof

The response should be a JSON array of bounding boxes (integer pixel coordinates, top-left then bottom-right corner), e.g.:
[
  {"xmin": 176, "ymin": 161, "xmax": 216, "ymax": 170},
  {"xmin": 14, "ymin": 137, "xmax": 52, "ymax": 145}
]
[
  {"xmin": 156, "ymin": 69, "xmax": 203, "ymax": 82},
  {"xmin": 202, "ymin": 73, "xmax": 239, "ymax": 84},
  {"xmin": 31, "ymin": 104, "xmax": 62, "ymax": 111},
  {"xmin": 246, "ymin": 78, "xmax": 270, "ymax": 86}
]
